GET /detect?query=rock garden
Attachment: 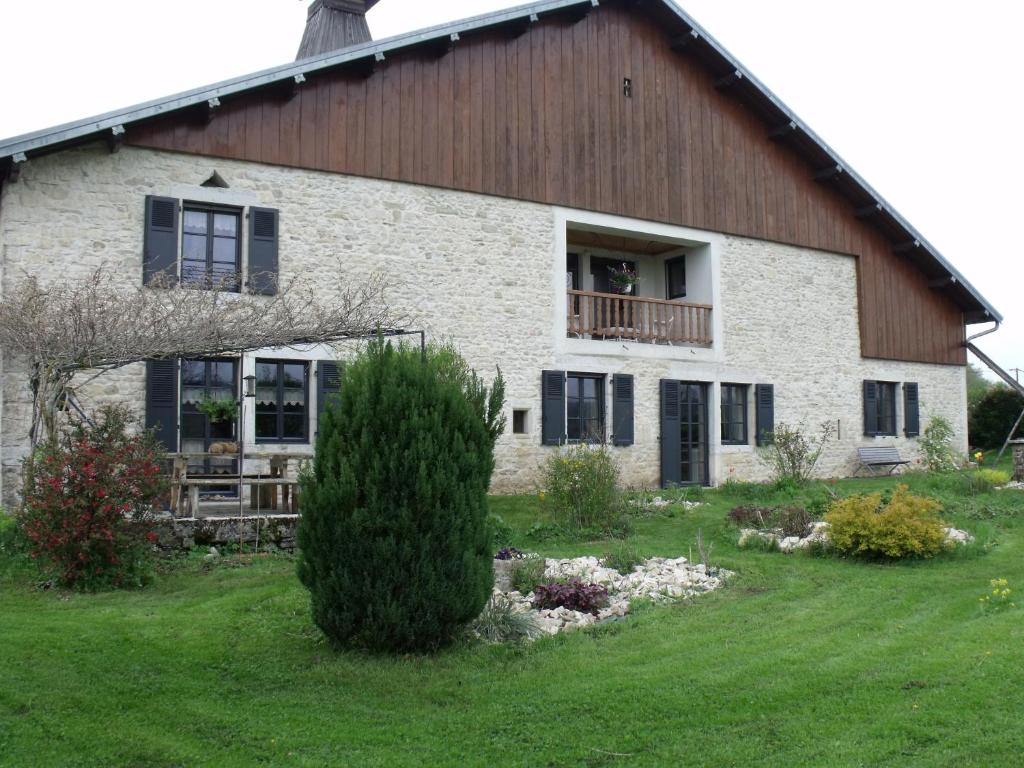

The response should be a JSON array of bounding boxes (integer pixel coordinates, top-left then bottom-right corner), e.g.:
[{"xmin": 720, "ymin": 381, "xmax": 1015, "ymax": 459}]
[{"xmin": 486, "ymin": 549, "xmax": 730, "ymax": 638}]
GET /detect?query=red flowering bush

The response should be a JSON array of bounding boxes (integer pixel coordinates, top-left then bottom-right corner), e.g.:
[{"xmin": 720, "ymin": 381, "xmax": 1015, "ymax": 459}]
[{"xmin": 19, "ymin": 406, "xmax": 167, "ymax": 590}]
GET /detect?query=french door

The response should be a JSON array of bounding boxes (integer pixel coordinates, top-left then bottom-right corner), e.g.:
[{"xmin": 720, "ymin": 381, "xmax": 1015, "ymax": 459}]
[
  {"xmin": 181, "ymin": 358, "xmax": 239, "ymax": 496},
  {"xmin": 660, "ymin": 380, "xmax": 709, "ymax": 487}
]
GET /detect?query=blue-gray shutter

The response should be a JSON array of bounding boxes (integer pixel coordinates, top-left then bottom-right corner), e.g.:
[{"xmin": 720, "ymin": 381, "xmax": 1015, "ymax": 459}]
[
  {"xmin": 863, "ymin": 380, "xmax": 879, "ymax": 436},
  {"xmin": 611, "ymin": 374, "xmax": 634, "ymax": 446},
  {"xmin": 316, "ymin": 360, "xmax": 342, "ymax": 436},
  {"xmin": 143, "ymin": 196, "xmax": 179, "ymax": 286},
  {"xmin": 248, "ymin": 207, "xmax": 279, "ymax": 295},
  {"xmin": 660, "ymin": 379, "xmax": 681, "ymax": 487},
  {"xmin": 755, "ymin": 383, "xmax": 775, "ymax": 446},
  {"xmin": 541, "ymin": 370, "xmax": 566, "ymax": 446},
  {"xmin": 145, "ymin": 359, "xmax": 178, "ymax": 452},
  {"xmin": 903, "ymin": 382, "xmax": 920, "ymax": 437}
]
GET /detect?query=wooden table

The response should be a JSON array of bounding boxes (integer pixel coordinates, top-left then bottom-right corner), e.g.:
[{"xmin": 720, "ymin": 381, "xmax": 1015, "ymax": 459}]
[{"xmin": 164, "ymin": 452, "xmax": 308, "ymax": 518}]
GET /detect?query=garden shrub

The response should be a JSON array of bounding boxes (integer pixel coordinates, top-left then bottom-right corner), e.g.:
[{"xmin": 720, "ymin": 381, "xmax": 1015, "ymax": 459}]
[
  {"xmin": 510, "ymin": 555, "xmax": 547, "ymax": 595},
  {"xmin": 532, "ymin": 580, "xmax": 610, "ymax": 615},
  {"xmin": 471, "ymin": 594, "xmax": 539, "ymax": 643},
  {"xmin": 969, "ymin": 386, "xmax": 1024, "ymax": 449},
  {"xmin": 919, "ymin": 415, "xmax": 960, "ymax": 472},
  {"xmin": 758, "ymin": 421, "xmax": 835, "ymax": 485},
  {"xmin": 297, "ymin": 341, "xmax": 505, "ymax": 653},
  {"xmin": 18, "ymin": 406, "xmax": 166, "ymax": 590},
  {"xmin": 539, "ymin": 443, "xmax": 622, "ymax": 531},
  {"xmin": 826, "ymin": 485, "xmax": 948, "ymax": 559},
  {"xmin": 494, "ymin": 546, "xmax": 526, "ymax": 561}
]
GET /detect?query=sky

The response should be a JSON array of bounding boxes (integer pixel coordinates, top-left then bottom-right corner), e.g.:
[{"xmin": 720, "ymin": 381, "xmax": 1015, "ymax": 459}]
[{"xmin": 0, "ymin": 0, "xmax": 1020, "ymax": 380}]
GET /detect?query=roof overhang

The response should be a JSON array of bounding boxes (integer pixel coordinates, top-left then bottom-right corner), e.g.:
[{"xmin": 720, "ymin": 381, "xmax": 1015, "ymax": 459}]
[{"xmin": 0, "ymin": 0, "xmax": 1000, "ymax": 324}]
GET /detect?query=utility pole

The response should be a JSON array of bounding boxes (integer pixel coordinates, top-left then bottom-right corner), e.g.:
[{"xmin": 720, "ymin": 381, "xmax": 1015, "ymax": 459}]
[{"xmin": 1010, "ymin": 367, "xmax": 1023, "ymax": 383}]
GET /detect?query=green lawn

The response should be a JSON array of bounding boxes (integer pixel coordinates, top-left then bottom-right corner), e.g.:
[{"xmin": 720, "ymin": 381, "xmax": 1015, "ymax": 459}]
[{"xmin": 1, "ymin": 469, "xmax": 1022, "ymax": 767}]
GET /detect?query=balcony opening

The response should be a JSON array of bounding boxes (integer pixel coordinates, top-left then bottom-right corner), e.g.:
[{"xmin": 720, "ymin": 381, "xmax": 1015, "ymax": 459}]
[{"xmin": 565, "ymin": 225, "xmax": 712, "ymax": 346}]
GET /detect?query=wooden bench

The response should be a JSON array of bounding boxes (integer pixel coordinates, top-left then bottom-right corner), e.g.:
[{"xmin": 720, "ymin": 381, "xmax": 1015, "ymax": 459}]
[
  {"xmin": 856, "ymin": 446, "xmax": 910, "ymax": 476},
  {"xmin": 179, "ymin": 477, "xmax": 300, "ymax": 517}
]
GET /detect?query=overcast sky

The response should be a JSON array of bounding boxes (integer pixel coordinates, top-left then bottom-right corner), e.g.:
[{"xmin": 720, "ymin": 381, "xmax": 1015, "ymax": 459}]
[{"xmin": 1, "ymin": 0, "xmax": 1020, "ymax": 380}]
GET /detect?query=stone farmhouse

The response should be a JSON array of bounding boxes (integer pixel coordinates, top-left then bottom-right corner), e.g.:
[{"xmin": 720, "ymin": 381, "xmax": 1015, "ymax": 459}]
[{"xmin": 0, "ymin": 0, "xmax": 1003, "ymax": 505}]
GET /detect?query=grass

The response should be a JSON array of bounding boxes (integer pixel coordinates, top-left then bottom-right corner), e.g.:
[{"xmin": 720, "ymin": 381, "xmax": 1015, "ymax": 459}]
[{"xmin": 1, "ymin": 467, "xmax": 1023, "ymax": 767}]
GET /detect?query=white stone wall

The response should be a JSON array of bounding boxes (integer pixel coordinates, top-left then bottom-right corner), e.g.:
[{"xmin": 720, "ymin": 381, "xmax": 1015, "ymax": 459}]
[{"xmin": 0, "ymin": 144, "xmax": 968, "ymax": 504}]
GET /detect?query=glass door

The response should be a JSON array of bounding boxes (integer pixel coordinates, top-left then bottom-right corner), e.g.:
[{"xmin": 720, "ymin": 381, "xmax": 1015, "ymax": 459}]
[
  {"xmin": 678, "ymin": 382, "xmax": 708, "ymax": 486},
  {"xmin": 180, "ymin": 358, "xmax": 239, "ymax": 497}
]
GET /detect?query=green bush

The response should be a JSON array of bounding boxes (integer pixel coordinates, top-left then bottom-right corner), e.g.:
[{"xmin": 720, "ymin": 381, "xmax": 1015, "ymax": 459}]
[
  {"xmin": 297, "ymin": 341, "xmax": 505, "ymax": 653},
  {"xmin": 969, "ymin": 386, "xmax": 1024, "ymax": 449},
  {"xmin": 977, "ymin": 469, "xmax": 1011, "ymax": 487},
  {"xmin": 539, "ymin": 443, "xmax": 622, "ymax": 531},
  {"xmin": 510, "ymin": 555, "xmax": 547, "ymax": 595},
  {"xmin": 489, "ymin": 513, "xmax": 515, "ymax": 550},
  {"xmin": 826, "ymin": 485, "xmax": 948, "ymax": 559}
]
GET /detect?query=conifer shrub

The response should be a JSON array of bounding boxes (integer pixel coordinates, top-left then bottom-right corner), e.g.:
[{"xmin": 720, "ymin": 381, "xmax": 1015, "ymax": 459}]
[
  {"xmin": 297, "ymin": 341, "xmax": 505, "ymax": 653},
  {"xmin": 18, "ymin": 406, "xmax": 166, "ymax": 590},
  {"xmin": 825, "ymin": 485, "xmax": 948, "ymax": 559}
]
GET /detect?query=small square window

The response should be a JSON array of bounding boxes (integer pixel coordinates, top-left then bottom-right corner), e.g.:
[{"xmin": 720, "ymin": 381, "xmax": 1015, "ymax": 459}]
[{"xmin": 512, "ymin": 409, "xmax": 529, "ymax": 435}]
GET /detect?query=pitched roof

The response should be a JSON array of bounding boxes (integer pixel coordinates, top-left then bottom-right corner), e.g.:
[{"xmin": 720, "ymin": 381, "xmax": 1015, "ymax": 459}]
[{"xmin": 0, "ymin": 0, "xmax": 1000, "ymax": 324}]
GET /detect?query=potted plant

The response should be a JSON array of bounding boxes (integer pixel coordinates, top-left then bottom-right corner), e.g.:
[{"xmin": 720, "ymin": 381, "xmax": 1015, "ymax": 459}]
[
  {"xmin": 607, "ymin": 263, "xmax": 639, "ymax": 294},
  {"xmin": 195, "ymin": 395, "xmax": 238, "ymax": 424}
]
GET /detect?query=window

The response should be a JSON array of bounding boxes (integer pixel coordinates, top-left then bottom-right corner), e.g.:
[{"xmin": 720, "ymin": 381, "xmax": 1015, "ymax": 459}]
[
  {"xmin": 864, "ymin": 380, "xmax": 897, "ymax": 437},
  {"xmin": 720, "ymin": 384, "xmax": 748, "ymax": 445},
  {"xmin": 666, "ymin": 256, "xmax": 686, "ymax": 299},
  {"xmin": 255, "ymin": 360, "xmax": 309, "ymax": 442},
  {"xmin": 182, "ymin": 206, "xmax": 241, "ymax": 291},
  {"xmin": 512, "ymin": 409, "xmax": 529, "ymax": 435},
  {"xmin": 567, "ymin": 374, "xmax": 605, "ymax": 442}
]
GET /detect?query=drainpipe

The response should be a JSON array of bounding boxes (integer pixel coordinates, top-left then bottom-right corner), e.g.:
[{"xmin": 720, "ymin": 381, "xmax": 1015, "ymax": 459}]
[{"xmin": 966, "ymin": 319, "xmax": 1000, "ymax": 344}]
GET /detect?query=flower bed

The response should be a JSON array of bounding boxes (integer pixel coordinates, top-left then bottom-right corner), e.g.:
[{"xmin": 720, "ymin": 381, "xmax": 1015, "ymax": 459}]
[{"xmin": 490, "ymin": 555, "xmax": 730, "ymax": 637}]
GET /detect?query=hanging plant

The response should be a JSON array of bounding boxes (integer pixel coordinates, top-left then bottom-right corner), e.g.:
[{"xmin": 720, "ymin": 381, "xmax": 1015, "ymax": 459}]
[{"xmin": 196, "ymin": 395, "xmax": 238, "ymax": 424}]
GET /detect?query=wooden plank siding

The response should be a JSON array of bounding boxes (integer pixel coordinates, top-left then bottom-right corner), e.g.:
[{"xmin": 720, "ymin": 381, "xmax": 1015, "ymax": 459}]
[{"xmin": 126, "ymin": 5, "xmax": 966, "ymax": 365}]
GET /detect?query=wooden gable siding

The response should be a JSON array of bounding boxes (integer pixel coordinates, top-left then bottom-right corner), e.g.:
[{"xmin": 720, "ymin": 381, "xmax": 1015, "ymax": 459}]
[{"xmin": 127, "ymin": 5, "xmax": 965, "ymax": 365}]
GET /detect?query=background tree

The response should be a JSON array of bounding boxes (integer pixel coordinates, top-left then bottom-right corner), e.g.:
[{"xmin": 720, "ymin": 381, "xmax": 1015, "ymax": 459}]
[
  {"xmin": 967, "ymin": 362, "xmax": 994, "ymax": 411},
  {"xmin": 297, "ymin": 340, "xmax": 505, "ymax": 653},
  {"xmin": 969, "ymin": 386, "xmax": 1024, "ymax": 449}
]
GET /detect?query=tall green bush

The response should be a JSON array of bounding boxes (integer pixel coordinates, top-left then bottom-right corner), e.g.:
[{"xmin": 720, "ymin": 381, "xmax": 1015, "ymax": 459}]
[
  {"xmin": 297, "ymin": 341, "xmax": 505, "ymax": 652},
  {"xmin": 969, "ymin": 386, "xmax": 1024, "ymax": 449},
  {"xmin": 539, "ymin": 443, "xmax": 622, "ymax": 531}
]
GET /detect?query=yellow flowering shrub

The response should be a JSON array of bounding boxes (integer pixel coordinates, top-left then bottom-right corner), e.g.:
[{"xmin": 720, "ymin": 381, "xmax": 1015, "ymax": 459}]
[{"xmin": 826, "ymin": 485, "xmax": 948, "ymax": 558}]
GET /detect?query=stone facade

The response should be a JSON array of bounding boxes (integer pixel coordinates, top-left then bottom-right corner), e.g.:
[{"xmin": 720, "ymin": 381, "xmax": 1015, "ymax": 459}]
[{"xmin": 0, "ymin": 144, "xmax": 968, "ymax": 504}]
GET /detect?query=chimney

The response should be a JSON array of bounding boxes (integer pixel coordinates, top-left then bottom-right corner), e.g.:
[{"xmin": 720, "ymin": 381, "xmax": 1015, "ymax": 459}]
[{"xmin": 296, "ymin": 0, "xmax": 380, "ymax": 60}]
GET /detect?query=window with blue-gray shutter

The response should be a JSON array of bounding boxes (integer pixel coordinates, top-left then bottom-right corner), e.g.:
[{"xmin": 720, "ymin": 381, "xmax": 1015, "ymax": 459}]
[
  {"xmin": 146, "ymin": 358, "xmax": 179, "ymax": 451},
  {"xmin": 248, "ymin": 207, "xmax": 279, "ymax": 295},
  {"xmin": 316, "ymin": 360, "xmax": 343, "ymax": 437},
  {"xmin": 143, "ymin": 196, "xmax": 179, "ymax": 286},
  {"xmin": 611, "ymin": 373, "xmax": 634, "ymax": 446},
  {"xmin": 755, "ymin": 383, "xmax": 774, "ymax": 446},
  {"xmin": 903, "ymin": 382, "xmax": 920, "ymax": 437},
  {"xmin": 660, "ymin": 379, "xmax": 682, "ymax": 487},
  {"xmin": 541, "ymin": 370, "xmax": 566, "ymax": 445}
]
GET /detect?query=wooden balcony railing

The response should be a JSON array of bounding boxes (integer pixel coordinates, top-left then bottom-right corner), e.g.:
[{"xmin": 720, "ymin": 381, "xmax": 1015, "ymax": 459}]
[{"xmin": 567, "ymin": 290, "xmax": 713, "ymax": 346}]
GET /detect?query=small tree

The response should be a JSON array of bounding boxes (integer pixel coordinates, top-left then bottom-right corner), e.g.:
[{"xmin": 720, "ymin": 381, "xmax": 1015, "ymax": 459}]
[
  {"xmin": 757, "ymin": 421, "xmax": 835, "ymax": 486},
  {"xmin": 297, "ymin": 340, "xmax": 505, "ymax": 652},
  {"xmin": 919, "ymin": 415, "xmax": 960, "ymax": 472},
  {"xmin": 18, "ymin": 406, "xmax": 167, "ymax": 590}
]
